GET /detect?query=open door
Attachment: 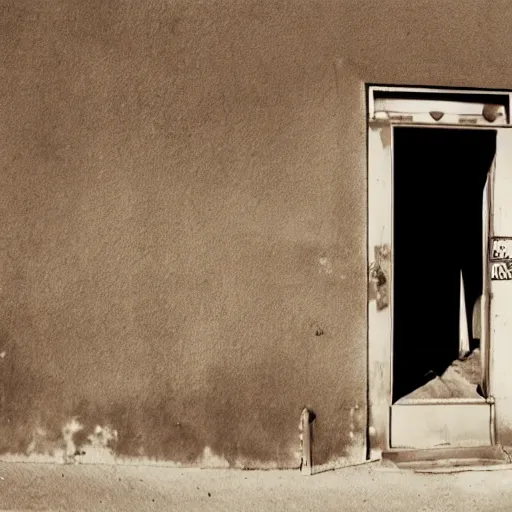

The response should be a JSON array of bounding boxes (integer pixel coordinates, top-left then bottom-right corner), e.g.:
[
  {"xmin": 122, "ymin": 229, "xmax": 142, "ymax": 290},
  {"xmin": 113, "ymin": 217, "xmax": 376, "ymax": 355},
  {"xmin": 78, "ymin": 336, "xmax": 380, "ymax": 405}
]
[
  {"xmin": 480, "ymin": 166, "xmax": 491, "ymax": 398},
  {"xmin": 389, "ymin": 128, "xmax": 497, "ymax": 450}
]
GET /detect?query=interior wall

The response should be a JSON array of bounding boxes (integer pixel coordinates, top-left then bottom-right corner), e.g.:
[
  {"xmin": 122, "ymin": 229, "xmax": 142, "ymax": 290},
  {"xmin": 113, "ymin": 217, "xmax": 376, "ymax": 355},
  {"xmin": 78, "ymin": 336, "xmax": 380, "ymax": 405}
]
[{"xmin": 393, "ymin": 128, "xmax": 496, "ymax": 401}]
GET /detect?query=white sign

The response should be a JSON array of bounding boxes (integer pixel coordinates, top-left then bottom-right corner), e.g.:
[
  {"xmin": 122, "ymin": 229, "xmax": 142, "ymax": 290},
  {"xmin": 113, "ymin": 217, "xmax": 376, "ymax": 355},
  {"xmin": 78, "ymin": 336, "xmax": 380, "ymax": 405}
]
[
  {"xmin": 491, "ymin": 238, "xmax": 512, "ymax": 261},
  {"xmin": 491, "ymin": 262, "xmax": 512, "ymax": 281}
]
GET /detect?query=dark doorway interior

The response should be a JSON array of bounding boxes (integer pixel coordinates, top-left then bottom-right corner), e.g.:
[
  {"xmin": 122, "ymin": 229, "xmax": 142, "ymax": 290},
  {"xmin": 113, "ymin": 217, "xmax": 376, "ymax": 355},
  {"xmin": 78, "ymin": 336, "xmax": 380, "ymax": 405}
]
[{"xmin": 392, "ymin": 127, "xmax": 497, "ymax": 402}]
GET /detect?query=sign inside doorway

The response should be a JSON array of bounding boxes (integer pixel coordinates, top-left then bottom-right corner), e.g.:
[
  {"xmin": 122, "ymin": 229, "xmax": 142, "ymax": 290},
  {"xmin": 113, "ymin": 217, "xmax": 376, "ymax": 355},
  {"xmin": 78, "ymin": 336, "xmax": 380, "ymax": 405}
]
[
  {"xmin": 491, "ymin": 262, "xmax": 512, "ymax": 281},
  {"xmin": 490, "ymin": 238, "xmax": 512, "ymax": 280},
  {"xmin": 491, "ymin": 238, "xmax": 512, "ymax": 261}
]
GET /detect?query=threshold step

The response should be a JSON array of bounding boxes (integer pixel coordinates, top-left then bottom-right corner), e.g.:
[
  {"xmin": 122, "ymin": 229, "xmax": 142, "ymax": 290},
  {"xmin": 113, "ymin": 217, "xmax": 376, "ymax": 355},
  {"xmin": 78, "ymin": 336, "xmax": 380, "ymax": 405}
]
[{"xmin": 382, "ymin": 445, "xmax": 510, "ymax": 466}]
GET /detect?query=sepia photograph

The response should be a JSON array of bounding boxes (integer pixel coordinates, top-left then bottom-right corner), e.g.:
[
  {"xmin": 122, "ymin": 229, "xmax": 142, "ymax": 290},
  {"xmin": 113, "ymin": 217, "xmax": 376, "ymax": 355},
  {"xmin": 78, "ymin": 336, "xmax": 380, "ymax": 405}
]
[{"xmin": 0, "ymin": 0, "xmax": 512, "ymax": 510}]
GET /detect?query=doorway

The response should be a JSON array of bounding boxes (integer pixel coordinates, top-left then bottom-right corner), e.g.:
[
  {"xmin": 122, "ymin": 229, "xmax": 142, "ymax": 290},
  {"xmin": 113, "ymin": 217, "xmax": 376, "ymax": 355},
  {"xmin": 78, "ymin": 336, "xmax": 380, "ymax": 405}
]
[
  {"xmin": 367, "ymin": 85, "xmax": 512, "ymax": 457},
  {"xmin": 392, "ymin": 127, "xmax": 496, "ymax": 403}
]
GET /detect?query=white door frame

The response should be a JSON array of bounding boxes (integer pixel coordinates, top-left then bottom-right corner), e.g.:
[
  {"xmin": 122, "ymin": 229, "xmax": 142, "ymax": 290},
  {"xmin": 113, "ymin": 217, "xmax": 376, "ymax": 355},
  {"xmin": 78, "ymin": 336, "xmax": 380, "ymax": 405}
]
[{"xmin": 366, "ymin": 85, "xmax": 512, "ymax": 458}]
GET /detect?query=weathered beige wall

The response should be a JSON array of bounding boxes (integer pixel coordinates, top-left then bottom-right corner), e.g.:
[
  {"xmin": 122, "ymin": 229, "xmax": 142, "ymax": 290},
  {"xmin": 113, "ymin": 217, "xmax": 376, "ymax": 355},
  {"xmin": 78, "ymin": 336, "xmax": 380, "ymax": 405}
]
[{"xmin": 0, "ymin": 0, "xmax": 511, "ymax": 467}]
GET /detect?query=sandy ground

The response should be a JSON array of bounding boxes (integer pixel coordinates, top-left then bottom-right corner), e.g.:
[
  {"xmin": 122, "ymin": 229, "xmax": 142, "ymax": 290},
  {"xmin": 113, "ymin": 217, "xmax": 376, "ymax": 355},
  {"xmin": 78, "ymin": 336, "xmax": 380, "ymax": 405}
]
[{"xmin": 1, "ymin": 461, "xmax": 512, "ymax": 511}]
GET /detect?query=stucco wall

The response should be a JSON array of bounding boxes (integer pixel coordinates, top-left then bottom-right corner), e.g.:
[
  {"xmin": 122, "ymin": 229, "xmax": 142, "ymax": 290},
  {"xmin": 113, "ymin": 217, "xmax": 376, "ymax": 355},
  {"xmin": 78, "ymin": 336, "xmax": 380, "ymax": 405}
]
[{"xmin": 1, "ymin": 0, "xmax": 510, "ymax": 467}]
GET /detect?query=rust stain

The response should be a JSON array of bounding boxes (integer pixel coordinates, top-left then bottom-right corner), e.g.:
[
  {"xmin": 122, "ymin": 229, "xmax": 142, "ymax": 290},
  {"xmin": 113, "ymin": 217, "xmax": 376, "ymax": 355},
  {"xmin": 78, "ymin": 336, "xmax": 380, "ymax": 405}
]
[{"xmin": 369, "ymin": 244, "xmax": 390, "ymax": 310}]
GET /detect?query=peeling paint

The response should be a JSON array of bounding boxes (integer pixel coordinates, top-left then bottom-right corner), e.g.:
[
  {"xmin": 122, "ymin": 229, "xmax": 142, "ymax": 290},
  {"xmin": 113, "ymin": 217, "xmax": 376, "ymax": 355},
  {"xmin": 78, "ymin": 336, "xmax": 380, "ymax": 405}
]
[
  {"xmin": 63, "ymin": 418, "xmax": 84, "ymax": 462},
  {"xmin": 76, "ymin": 425, "xmax": 119, "ymax": 465},
  {"xmin": 1, "ymin": 429, "xmax": 361, "ymax": 470},
  {"xmin": 1, "ymin": 415, "xmax": 305, "ymax": 469},
  {"xmin": 198, "ymin": 446, "xmax": 230, "ymax": 468},
  {"xmin": 23, "ymin": 420, "xmax": 121, "ymax": 465},
  {"xmin": 26, "ymin": 426, "xmax": 48, "ymax": 456},
  {"xmin": 87, "ymin": 425, "xmax": 118, "ymax": 449}
]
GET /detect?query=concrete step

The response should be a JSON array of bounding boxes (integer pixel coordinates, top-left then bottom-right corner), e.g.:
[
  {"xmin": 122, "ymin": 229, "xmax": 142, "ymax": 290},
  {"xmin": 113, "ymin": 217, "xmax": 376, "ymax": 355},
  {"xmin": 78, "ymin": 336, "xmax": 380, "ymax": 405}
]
[{"xmin": 381, "ymin": 445, "xmax": 510, "ymax": 471}]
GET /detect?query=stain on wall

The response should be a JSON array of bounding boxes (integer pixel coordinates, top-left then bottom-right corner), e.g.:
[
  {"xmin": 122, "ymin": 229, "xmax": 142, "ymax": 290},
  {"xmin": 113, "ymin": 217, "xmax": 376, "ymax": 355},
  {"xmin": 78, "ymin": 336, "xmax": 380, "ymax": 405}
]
[{"xmin": 3, "ymin": 0, "xmax": 511, "ymax": 467}]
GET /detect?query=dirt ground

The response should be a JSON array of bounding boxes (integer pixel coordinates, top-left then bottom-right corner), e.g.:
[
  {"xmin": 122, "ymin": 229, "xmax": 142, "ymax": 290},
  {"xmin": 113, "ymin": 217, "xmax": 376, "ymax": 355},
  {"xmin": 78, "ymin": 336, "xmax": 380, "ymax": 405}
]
[{"xmin": 1, "ymin": 461, "xmax": 512, "ymax": 511}]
